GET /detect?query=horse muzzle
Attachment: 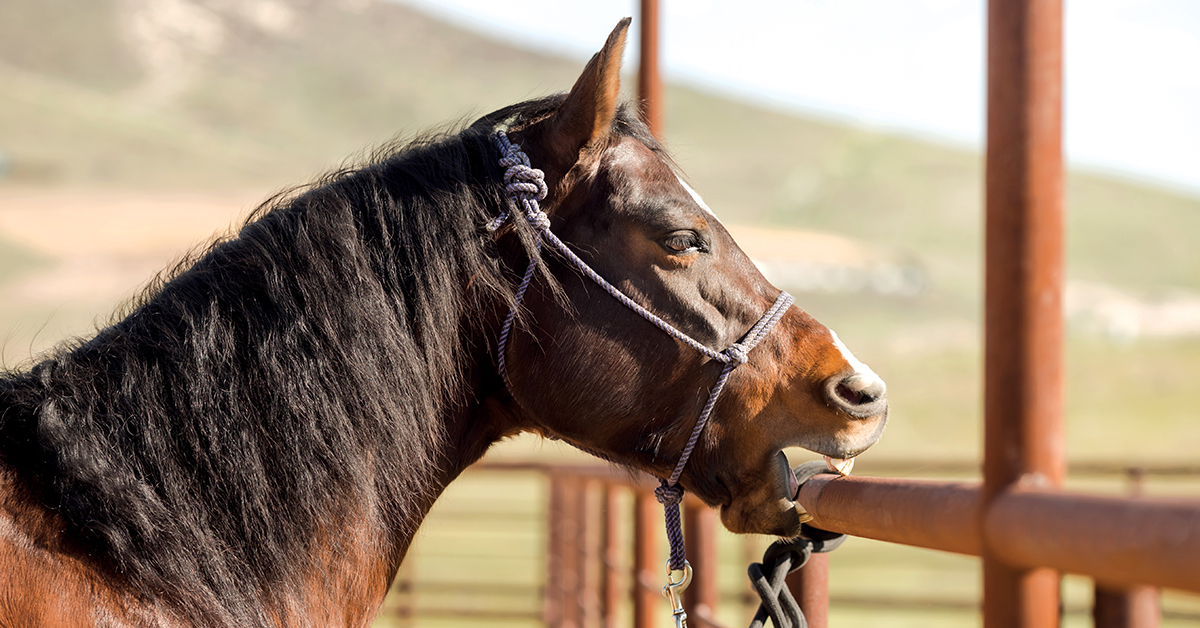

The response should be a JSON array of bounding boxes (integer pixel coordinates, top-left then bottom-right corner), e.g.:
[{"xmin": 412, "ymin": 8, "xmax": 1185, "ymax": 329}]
[{"xmin": 824, "ymin": 369, "xmax": 888, "ymax": 420}]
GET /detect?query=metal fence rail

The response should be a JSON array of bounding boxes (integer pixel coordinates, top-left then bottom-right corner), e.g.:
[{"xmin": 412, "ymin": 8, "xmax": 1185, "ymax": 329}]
[
  {"xmin": 386, "ymin": 461, "xmax": 1200, "ymax": 627},
  {"xmin": 795, "ymin": 475, "xmax": 1200, "ymax": 593},
  {"xmin": 389, "ymin": 2, "xmax": 1200, "ymax": 626},
  {"xmin": 634, "ymin": 0, "xmax": 1196, "ymax": 626}
]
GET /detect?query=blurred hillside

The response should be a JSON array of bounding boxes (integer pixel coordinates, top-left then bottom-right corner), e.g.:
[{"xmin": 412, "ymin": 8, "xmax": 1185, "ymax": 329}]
[
  {"xmin": 1, "ymin": 0, "xmax": 1198, "ymax": 463},
  {"xmin": 3, "ymin": 0, "xmax": 1198, "ymax": 287},
  {"xmin": 0, "ymin": 0, "xmax": 587, "ymax": 186}
]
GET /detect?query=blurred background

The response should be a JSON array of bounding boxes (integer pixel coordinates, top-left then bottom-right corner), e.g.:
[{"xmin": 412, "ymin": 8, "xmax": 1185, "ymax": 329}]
[{"xmin": 1, "ymin": 0, "xmax": 1197, "ymax": 626}]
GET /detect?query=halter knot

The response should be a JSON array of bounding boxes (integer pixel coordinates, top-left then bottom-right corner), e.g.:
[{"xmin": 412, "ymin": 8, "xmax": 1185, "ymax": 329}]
[
  {"xmin": 490, "ymin": 131, "xmax": 550, "ymax": 232},
  {"xmin": 496, "ymin": 133, "xmax": 546, "ymax": 199},
  {"xmin": 523, "ymin": 204, "xmax": 552, "ymax": 230},
  {"xmin": 503, "ymin": 165, "xmax": 549, "ymax": 201},
  {"xmin": 723, "ymin": 343, "xmax": 750, "ymax": 365},
  {"xmin": 654, "ymin": 482, "xmax": 684, "ymax": 506}
]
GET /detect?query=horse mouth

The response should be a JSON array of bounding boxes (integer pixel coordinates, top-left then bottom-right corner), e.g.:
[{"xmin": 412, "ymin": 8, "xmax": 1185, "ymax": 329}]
[
  {"xmin": 823, "ymin": 455, "xmax": 855, "ymax": 476},
  {"xmin": 779, "ymin": 452, "xmax": 855, "ymax": 502},
  {"xmin": 781, "ymin": 452, "xmax": 800, "ymax": 499}
]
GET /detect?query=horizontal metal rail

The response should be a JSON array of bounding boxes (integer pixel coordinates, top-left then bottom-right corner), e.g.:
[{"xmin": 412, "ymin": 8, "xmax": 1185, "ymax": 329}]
[
  {"xmin": 796, "ymin": 474, "xmax": 1200, "ymax": 594},
  {"xmin": 477, "ymin": 459, "xmax": 1200, "ymax": 479},
  {"xmin": 849, "ymin": 460, "xmax": 1200, "ymax": 478},
  {"xmin": 821, "ymin": 594, "xmax": 1199, "ymax": 622},
  {"xmin": 385, "ymin": 462, "xmax": 1200, "ymax": 625}
]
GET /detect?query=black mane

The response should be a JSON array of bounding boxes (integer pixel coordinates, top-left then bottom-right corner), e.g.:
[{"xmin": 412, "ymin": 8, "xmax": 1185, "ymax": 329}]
[
  {"xmin": 0, "ymin": 97, "xmax": 580, "ymax": 624},
  {"xmin": 0, "ymin": 94, "xmax": 659, "ymax": 624}
]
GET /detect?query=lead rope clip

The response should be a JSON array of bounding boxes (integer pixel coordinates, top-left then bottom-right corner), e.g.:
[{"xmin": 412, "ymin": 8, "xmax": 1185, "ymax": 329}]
[{"xmin": 663, "ymin": 561, "xmax": 693, "ymax": 628}]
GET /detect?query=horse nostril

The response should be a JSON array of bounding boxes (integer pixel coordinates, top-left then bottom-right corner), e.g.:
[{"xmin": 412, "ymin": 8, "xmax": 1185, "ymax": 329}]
[
  {"xmin": 828, "ymin": 373, "xmax": 887, "ymax": 414},
  {"xmin": 835, "ymin": 382, "xmax": 868, "ymax": 405}
]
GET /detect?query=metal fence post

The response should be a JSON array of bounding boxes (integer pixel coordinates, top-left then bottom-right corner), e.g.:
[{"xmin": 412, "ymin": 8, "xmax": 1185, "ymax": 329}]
[
  {"xmin": 786, "ymin": 553, "xmax": 830, "ymax": 628},
  {"xmin": 549, "ymin": 477, "xmax": 571, "ymax": 628},
  {"xmin": 983, "ymin": 0, "xmax": 1065, "ymax": 626},
  {"xmin": 549, "ymin": 475, "xmax": 585, "ymax": 628},
  {"xmin": 567, "ymin": 476, "xmax": 588, "ymax": 628},
  {"xmin": 634, "ymin": 489, "xmax": 660, "ymax": 628},
  {"xmin": 1093, "ymin": 585, "xmax": 1161, "ymax": 628},
  {"xmin": 581, "ymin": 479, "xmax": 603, "ymax": 628},
  {"xmin": 1092, "ymin": 468, "xmax": 1162, "ymax": 628},
  {"xmin": 636, "ymin": 5, "xmax": 664, "ymax": 620},
  {"xmin": 602, "ymin": 484, "xmax": 623, "ymax": 628},
  {"xmin": 638, "ymin": 0, "xmax": 663, "ymax": 139},
  {"xmin": 683, "ymin": 501, "xmax": 719, "ymax": 626}
]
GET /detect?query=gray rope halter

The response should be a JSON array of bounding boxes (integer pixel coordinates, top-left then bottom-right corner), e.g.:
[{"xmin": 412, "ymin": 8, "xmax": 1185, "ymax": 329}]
[{"xmin": 490, "ymin": 130, "xmax": 794, "ymax": 575}]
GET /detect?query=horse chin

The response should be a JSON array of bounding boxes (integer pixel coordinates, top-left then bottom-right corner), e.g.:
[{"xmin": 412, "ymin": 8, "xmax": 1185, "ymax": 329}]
[
  {"xmin": 711, "ymin": 452, "xmax": 803, "ymax": 536},
  {"xmin": 719, "ymin": 495, "xmax": 806, "ymax": 537}
]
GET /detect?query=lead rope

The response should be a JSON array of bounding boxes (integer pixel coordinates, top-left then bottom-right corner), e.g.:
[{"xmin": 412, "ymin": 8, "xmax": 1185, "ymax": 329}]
[
  {"xmin": 490, "ymin": 131, "xmax": 795, "ymax": 628},
  {"xmin": 745, "ymin": 462, "xmax": 848, "ymax": 628}
]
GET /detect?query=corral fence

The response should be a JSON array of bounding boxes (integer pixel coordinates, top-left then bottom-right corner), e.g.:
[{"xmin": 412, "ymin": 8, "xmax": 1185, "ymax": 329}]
[
  {"xmin": 391, "ymin": 1, "xmax": 1200, "ymax": 627},
  {"xmin": 642, "ymin": 0, "xmax": 1200, "ymax": 626},
  {"xmin": 385, "ymin": 460, "xmax": 1200, "ymax": 627}
]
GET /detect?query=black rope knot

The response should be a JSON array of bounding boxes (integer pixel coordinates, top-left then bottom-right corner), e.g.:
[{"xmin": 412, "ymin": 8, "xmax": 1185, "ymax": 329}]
[
  {"xmin": 655, "ymin": 482, "xmax": 684, "ymax": 506},
  {"xmin": 747, "ymin": 526, "xmax": 846, "ymax": 628},
  {"xmin": 656, "ymin": 480, "xmax": 688, "ymax": 571}
]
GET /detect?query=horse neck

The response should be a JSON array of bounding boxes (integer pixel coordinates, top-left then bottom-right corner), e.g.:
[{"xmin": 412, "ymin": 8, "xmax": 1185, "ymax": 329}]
[
  {"xmin": 246, "ymin": 167, "xmax": 521, "ymax": 620},
  {"xmin": 0, "ymin": 152, "xmax": 521, "ymax": 626},
  {"xmin": 294, "ymin": 292, "xmax": 516, "ymax": 628}
]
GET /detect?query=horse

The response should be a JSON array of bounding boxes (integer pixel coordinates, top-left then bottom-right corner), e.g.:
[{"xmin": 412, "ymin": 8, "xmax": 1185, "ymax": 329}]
[{"xmin": 0, "ymin": 20, "xmax": 887, "ymax": 627}]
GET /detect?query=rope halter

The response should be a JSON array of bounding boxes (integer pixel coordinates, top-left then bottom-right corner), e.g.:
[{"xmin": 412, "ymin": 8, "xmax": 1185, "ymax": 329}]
[{"xmin": 489, "ymin": 129, "xmax": 794, "ymax": 592}]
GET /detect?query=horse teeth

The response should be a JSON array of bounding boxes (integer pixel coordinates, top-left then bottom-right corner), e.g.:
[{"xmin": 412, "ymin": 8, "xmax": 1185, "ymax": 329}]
[{"xmin": 824, "ymin": 456, "xmax": 855, "ymax": 476}]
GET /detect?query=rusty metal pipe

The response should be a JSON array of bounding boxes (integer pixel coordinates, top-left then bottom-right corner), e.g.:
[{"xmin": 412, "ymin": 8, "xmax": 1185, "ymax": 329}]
[
  {"xmin": 602, "ymin": 485, "xmax": 622, "ymax": 628},
  {"xmin": 545, "ymin": 476, "xmax": 567, "ymax": 628},
  {"xmin": 562, "ymin": 477, "xmax": 585, "ymax": 628},
  {"xmin": 633, "ymin": 489, "xmax": 659, "ymax": 628},
  {"xmin": 983, "ymin": 0, "xmax": 1066, "ymax": 496},
  {"xmin": 984, "ymin": 0, "xmax": 1065, "ymax": 624},
  {"xmin": 796, "ymin": 475, "xmax": 982, "ymax": 556},
  {"xmin": 638, "ymin": 0, "xmax": 663, "ymax": 138},
  {"xmin": 985, "ymin": 487, "xmax": 1200, "ymax": 594},
  {"xmin": 796, "ymin": 475, "xmax": 1200, "ymax": 594},
  {"xmin": 683, "ymin": 503, "xmax": 719, "ymax": 619},
  {"xmin": 786, "ymin": 553, "xmax": 830, "ymax": 628},
  {"xmin": 581, "ymin": 480, "xmax": 602, "ymax": 628},
  {"xmin": 1093, "ymin": 584, "xmax": 1161, "ymax": 628}
]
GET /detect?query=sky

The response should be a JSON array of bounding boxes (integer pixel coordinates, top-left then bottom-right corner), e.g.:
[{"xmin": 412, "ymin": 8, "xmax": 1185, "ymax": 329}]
[{"xmin": 393, "ymin": 0, "xmax": 1200, "ymax": 197}]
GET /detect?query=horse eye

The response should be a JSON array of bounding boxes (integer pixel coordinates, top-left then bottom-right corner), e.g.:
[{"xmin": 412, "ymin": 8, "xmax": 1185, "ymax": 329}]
[{"xmin": 662, "ymin": 231, "xmax": 703, "ymax": 254}]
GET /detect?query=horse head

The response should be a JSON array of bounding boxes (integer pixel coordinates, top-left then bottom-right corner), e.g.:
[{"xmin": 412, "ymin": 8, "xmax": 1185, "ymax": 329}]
[{"xmin": 488, "ymin": 20, "xmax": 888, "ymax": 538}]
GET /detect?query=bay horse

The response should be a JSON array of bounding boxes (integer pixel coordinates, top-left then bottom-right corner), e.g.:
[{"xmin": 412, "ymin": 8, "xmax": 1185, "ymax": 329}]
[{"xmin": 0, "ymin": 20, "xmax": 887, "ymax": 627}]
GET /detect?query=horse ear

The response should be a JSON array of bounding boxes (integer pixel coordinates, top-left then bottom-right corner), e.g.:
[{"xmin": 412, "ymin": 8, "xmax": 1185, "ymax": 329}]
[{"xmin": 547, "ymin": 18, "xmax": 631, "ymax": 162}]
